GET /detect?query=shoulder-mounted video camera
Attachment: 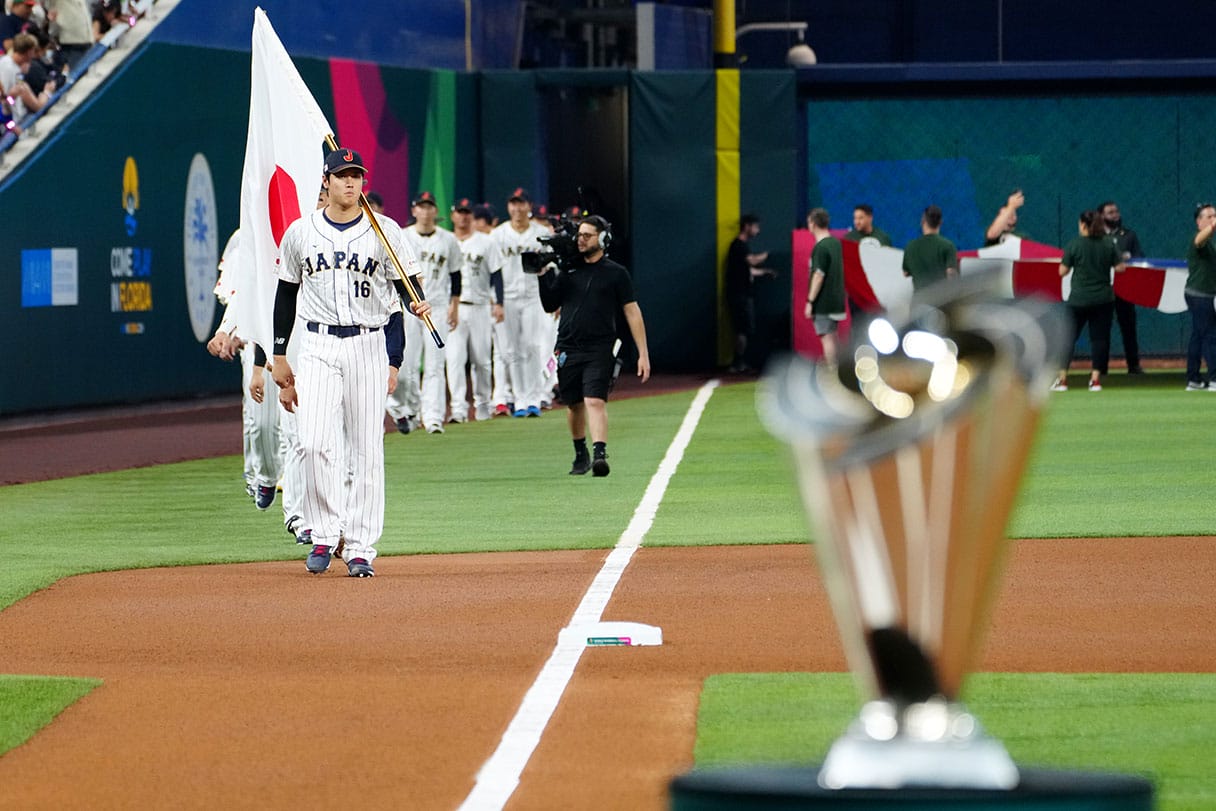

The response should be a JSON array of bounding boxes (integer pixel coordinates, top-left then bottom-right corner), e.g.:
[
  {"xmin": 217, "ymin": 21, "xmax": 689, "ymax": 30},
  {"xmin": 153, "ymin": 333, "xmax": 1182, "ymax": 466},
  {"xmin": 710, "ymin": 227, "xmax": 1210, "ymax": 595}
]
[{"xmin": 522, "ymin": 214, "xmax": 582, "ymax": 274}]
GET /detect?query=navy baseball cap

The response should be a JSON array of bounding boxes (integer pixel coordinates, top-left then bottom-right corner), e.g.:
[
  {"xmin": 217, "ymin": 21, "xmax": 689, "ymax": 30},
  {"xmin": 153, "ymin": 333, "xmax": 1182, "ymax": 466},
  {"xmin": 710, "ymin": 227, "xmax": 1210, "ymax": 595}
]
[
  {"xmin": 451, "ymin": 197, "xmax": 474, "ymax": 212},
  {"xmin": 412, "ymin": 190, "xmax": 437, "ymax": 207},
  {"xmin": 508, "ymin": 187, "xmax": 530, "ymax": 203},
  {"xmin": 324, "ymin": 148, "xmax": 366, "ymax": 175},
  {"xmin": 472, "ymin": 203, "xmax": 496, "ymax": 221}
]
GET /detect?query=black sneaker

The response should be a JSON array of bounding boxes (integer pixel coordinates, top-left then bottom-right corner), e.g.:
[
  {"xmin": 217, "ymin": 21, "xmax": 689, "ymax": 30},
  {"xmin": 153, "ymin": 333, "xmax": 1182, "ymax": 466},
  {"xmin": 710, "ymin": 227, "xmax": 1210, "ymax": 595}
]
[
  {"xmin": 591, "ymin": 455, "xmax": 610, "ymax": 477},
  {"xmin": 395, "ymin": 415, "xmax": 416, "ymax": 435},
  {"xmin": 570, "ymin": 454, "xmax": 591, "ymax": 475},
  {"xmin": 255, "ymin": 485, "xmax": 276, "ymax": 510},
  {"xmin": 347, "ymin": 558, "xmax": 375, "ymax": 577},
  {"xmin": 306, "ymin": 545, "xmax": 332, "ymax": 574}
]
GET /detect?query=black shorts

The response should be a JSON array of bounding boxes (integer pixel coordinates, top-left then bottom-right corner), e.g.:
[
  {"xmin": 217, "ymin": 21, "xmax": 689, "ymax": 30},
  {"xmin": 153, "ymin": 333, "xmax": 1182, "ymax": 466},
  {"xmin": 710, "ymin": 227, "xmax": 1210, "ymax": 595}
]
[{"xmin": 557, "ymin": 350, "xmax": 616, "ymax": 405}]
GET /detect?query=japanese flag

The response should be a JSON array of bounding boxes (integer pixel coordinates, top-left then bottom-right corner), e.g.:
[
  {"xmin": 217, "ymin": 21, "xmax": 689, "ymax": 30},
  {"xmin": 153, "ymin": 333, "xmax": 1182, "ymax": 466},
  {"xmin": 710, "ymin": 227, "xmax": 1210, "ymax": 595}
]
[{"xmin": 230, "ymin": 7, "xmax": 332, "ymax": 356}]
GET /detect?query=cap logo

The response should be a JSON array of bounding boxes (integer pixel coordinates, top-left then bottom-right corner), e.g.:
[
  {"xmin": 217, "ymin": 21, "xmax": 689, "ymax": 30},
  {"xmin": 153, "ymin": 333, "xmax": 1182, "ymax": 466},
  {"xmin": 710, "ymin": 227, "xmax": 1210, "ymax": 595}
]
[{"xmin": 341, "ymin": 149, "xmax": 353, "ymax": 163}]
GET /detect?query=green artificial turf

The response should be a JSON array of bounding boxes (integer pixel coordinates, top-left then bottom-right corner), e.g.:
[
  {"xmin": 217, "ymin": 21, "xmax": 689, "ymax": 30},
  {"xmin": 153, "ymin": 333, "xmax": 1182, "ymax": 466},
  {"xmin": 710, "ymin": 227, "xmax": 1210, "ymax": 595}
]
[
  {"xmin": 0, "ymin": 676, "xmax": 100, "ymax": 755},
  {"xmin": 693, "ymin": 672, "xmax": 1216, "ymax": 811}
]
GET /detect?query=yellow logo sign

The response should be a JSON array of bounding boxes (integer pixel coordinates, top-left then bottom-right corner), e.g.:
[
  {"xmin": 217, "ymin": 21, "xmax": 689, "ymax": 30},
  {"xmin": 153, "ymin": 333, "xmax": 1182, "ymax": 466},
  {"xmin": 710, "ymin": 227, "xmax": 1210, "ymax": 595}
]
[{"xmin": 123, "ymin": 156, "xmax": 139, "ymax": 236}]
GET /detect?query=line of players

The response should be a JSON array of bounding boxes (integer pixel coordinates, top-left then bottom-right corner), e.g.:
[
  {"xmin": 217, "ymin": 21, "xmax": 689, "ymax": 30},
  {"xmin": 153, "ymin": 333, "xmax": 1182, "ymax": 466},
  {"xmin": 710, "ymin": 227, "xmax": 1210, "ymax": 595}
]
[
  {"xmin": 207, "ymin": 186, "xmax": 573, "ymax": 544},
  {"xmin": 386, "ymin": 186, "xmax": 563, "ymax": 435}
]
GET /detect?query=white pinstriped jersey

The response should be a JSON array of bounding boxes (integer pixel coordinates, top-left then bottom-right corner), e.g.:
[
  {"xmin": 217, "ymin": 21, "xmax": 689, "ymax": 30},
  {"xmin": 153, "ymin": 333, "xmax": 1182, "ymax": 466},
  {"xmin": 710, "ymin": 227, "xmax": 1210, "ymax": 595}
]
[
  {"xmin": 402, "ymin": 225, "xmax": 463, "ymax": 304},
  {"xmin": 492, "ymin": 220, "xmax": 550, "ymax": 301},
  {"xmin": 277, "ymin": 209, "xmax": 416, "ymax": 327},
  {"xmin": 456, "ymin": 230, "xmax": 502, "ymax": 305}
]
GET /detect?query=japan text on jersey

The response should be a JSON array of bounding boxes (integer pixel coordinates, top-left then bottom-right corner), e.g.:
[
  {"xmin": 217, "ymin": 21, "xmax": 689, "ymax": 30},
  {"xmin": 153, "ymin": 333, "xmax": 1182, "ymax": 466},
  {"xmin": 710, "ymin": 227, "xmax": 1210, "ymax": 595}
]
[{"xmin": 298, "ymin": 251, "xmax": 383, "ymax": 277}]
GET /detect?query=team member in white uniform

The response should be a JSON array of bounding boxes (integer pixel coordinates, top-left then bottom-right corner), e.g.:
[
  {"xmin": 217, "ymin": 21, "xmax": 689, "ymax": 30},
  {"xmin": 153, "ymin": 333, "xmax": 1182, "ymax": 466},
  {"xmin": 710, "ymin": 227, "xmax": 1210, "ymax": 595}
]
[
  {"xmin": 492, "ymin": 188, "xmax": 552, "ymax": 417},
  {"xmin": 386, "ymin": 191, "xmax": 462, "ymax": 434},
  {"xmin": 207, "ymin": 229, "xmax": 281, "ymax": 512},
  {"xmin": 248, "ymin": 187, "xmax": 332, "ymax": 545},
  {"xmin": 476, "ymin": 204, "xmax": 513, "ymax": 416},
  {"xmin": 271, "ymin": 147, "xmax": 430, "ymax": 578},
  {"xmin": 447, "ymin": 197, "xmax": 504, "ymax": 422}
]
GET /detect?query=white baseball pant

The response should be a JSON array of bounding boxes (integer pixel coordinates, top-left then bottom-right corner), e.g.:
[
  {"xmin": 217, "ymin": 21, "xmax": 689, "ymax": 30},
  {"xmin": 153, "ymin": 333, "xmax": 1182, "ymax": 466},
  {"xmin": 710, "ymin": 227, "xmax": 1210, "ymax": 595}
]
[
  {"xmin": 295, "ymin": 328, "xmax": 388, "ymax": 564},
  {"xmin": 447, "ymin": 301, "xmax": 493, "ymax": 421},
  {"xmin": 387, "ymin": 310, "xmax": 450, "ymax": 430},
  {"xmin": 495, "ymin": 296, "xmax": 548, "ymax": 412},
  {"xmin": 241, "ymin": 344, "xmax": 281, "ymax": 489}
]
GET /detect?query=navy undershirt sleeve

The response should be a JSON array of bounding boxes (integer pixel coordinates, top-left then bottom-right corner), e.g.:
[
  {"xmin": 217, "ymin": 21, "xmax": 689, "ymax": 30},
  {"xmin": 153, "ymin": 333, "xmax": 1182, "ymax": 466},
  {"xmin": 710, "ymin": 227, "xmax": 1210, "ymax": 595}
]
[
  {"xmin": 272, "ymin": 279, "xmax": 300, "ymax": 354},
  {"xmin": 385, "ymin": 311, "xmax": 404, "ymax": 368},
  {"xmin": 490, "ymin": 269, "xmax": 504, "ymax": 305}
]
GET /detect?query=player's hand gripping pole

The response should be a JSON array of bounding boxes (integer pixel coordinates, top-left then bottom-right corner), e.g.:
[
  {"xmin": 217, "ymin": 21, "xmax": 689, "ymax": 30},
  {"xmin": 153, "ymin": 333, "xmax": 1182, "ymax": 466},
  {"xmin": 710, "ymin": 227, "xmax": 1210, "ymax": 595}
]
[{"xmin": 324, "ymin": 134, "xmax": 444, "ymax": 348}]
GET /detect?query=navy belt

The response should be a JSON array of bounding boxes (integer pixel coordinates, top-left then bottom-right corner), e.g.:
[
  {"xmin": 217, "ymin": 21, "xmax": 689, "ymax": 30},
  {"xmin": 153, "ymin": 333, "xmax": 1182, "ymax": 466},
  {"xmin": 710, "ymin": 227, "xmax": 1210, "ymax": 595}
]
[{"xmin": 306, "ymin": 321, "xmax": 381, "ymax": 338}]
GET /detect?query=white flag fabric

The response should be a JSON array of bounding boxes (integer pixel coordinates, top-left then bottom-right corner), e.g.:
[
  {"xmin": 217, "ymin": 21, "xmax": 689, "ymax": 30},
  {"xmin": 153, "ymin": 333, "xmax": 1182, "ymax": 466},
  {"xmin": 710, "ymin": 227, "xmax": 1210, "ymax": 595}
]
[{"xmin": 231, "ymin": 7, "xmax": 332, "ymax": 356}]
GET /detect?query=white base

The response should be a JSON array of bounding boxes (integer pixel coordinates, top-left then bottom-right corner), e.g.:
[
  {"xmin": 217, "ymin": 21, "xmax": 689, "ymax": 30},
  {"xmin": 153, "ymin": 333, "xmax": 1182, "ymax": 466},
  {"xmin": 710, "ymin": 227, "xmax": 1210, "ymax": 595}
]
[{"xmin": 559, "ymin": 621, "xmax": 663, "ymax": 647}]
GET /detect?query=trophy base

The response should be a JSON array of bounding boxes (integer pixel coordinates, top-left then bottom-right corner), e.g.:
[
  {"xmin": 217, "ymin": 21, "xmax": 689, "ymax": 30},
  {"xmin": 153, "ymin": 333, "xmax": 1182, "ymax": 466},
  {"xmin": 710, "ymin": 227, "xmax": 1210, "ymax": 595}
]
[
  {"xmin": 818, "ymin": 729, "xmax": 1018, "ymax": 790},
  {"xmin": 669, "ymin": 766, "xmax": 1153, "ymax": 811}
]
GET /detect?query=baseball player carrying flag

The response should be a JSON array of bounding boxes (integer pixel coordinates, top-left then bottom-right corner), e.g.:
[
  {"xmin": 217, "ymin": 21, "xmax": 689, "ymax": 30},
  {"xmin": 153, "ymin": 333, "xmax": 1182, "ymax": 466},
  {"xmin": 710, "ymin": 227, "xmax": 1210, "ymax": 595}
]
[{"xmin": 235, "ymin": 9, "xmax": 434, "ymax": 577}]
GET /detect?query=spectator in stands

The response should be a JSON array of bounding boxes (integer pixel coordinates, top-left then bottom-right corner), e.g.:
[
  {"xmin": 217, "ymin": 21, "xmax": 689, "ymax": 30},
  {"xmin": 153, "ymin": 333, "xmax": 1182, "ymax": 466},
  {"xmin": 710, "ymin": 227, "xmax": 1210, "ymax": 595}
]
[
  {"xmin": 985, "ymin": 189, "xmax": 1027, "ymax": 245},
  {"xmin": 91, "ymin": 0, "xmax": 119, "ymax": 42},
  {"xmin": 2, "ymin": 0, "xmax": 37, "ymax": 53},
  {"xmin": 1097, "ymin": 200, "xmax": 1145, "ymax": 374},
  {"xmin": 0, "ymin": 32, "xmax": 51, "ymax": 119},
  {"xmin": 844, "ymin": 203, "xmax": 893, "ymax": 247},
  {"xmin": 724, "ymin": 213, "xmax": 775, "ymax": 373},
  {"xmin": 1051, "ymin": 210, "xmax": 1126, "ymax": 393},
  {"xmin": 25, "ymin": 24, "xmax": 66, "ymax": 96},
  {"xmin": 1183, "ymin": 203, "xmax": 1216, "ymax": 391},
  {"xmin": 902, "ymin": 205, "xmax": 958, "ymax": 291},
  {"xmin": 45, "ymin": 0, "xmax": 91, "ymax": 72}
]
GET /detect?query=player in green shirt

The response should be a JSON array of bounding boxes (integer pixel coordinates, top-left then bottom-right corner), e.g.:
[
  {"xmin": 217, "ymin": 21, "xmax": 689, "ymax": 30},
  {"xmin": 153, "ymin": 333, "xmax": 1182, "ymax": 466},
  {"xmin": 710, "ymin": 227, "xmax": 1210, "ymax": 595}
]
[
  {"xmin": 1183, "ymin": 203, "xmax": 1216, "ymax": 389},
  {"xmin": 805, "ymin": 208, "xmax": 846, "ymax": 365},
  {"xmin": 1052, "ymin": 210, "xmax": 1125, "ymax": 393},
  {"xmin": 844, "ymin": 203, "xmax": 893, "ymax": 247},
  {"xmin": 901, "ymin": 205, "xmax": 958, "ymax": 292}
]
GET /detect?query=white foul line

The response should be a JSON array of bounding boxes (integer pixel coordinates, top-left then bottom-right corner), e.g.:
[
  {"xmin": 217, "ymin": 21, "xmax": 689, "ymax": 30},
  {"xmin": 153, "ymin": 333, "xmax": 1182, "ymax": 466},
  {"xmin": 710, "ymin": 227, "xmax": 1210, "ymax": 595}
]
[{"xmin": 459, "ymin": 379, "xmax": 721, "ymax": 811}]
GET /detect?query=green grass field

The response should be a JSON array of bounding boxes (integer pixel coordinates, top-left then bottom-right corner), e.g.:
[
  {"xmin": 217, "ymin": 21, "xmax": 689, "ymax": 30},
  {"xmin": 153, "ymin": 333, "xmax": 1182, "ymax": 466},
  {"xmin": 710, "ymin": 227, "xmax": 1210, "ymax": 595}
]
[{"xmin": 1, "ymin": 376, "xmax": 1213, "ymax": 805}]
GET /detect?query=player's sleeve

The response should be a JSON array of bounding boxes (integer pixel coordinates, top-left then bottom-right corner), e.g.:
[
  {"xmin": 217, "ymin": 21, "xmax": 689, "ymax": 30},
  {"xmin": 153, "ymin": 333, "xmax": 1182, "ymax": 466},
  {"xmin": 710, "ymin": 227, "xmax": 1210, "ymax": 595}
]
[
  {"xmin": 449, "ymin": 234, "xmax": 463, "ymax": 297},
  {"xmin": 384, "ymin": 310, "xmax": 405, "ymax": 368},
  {"xmin": 1061, "ymin": 242, "xmax": 1079, "ymax": 269},
  {"xmin": 487, "ymin": 240, "xmax": 505, "ymax": 304},
  {"xmin": 277, "ymin": 222, "xmax": 305, "ymax": 283},
  {"xmin": 217, "ymin": 301, "xmax": 238, "ymax": 335},
  {"xmin": 490, "ymin": 270, "xmax": 504, "ymax": 305},
  {"xmin": 810, "ymin": 242, "xmax": 826, "ymax": 277},
  {"xmin": 272, "ymin": 280, "xmax": 300, "ymax": 354}
]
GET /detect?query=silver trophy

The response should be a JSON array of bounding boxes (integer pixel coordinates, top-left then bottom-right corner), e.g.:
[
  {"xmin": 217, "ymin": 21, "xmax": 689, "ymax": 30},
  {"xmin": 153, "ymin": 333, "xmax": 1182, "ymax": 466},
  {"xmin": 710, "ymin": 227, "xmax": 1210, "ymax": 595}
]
[{"xmin": 760, "ymin": 275, "xmax": 1069, "ymax": 791}]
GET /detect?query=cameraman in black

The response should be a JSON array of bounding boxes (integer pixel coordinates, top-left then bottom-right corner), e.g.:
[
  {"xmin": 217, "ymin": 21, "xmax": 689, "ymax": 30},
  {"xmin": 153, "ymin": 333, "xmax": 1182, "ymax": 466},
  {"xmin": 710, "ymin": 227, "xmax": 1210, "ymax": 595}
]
[{"xmin": 537, "ymin": 215, "xmax": 650, "ymax": 477}]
